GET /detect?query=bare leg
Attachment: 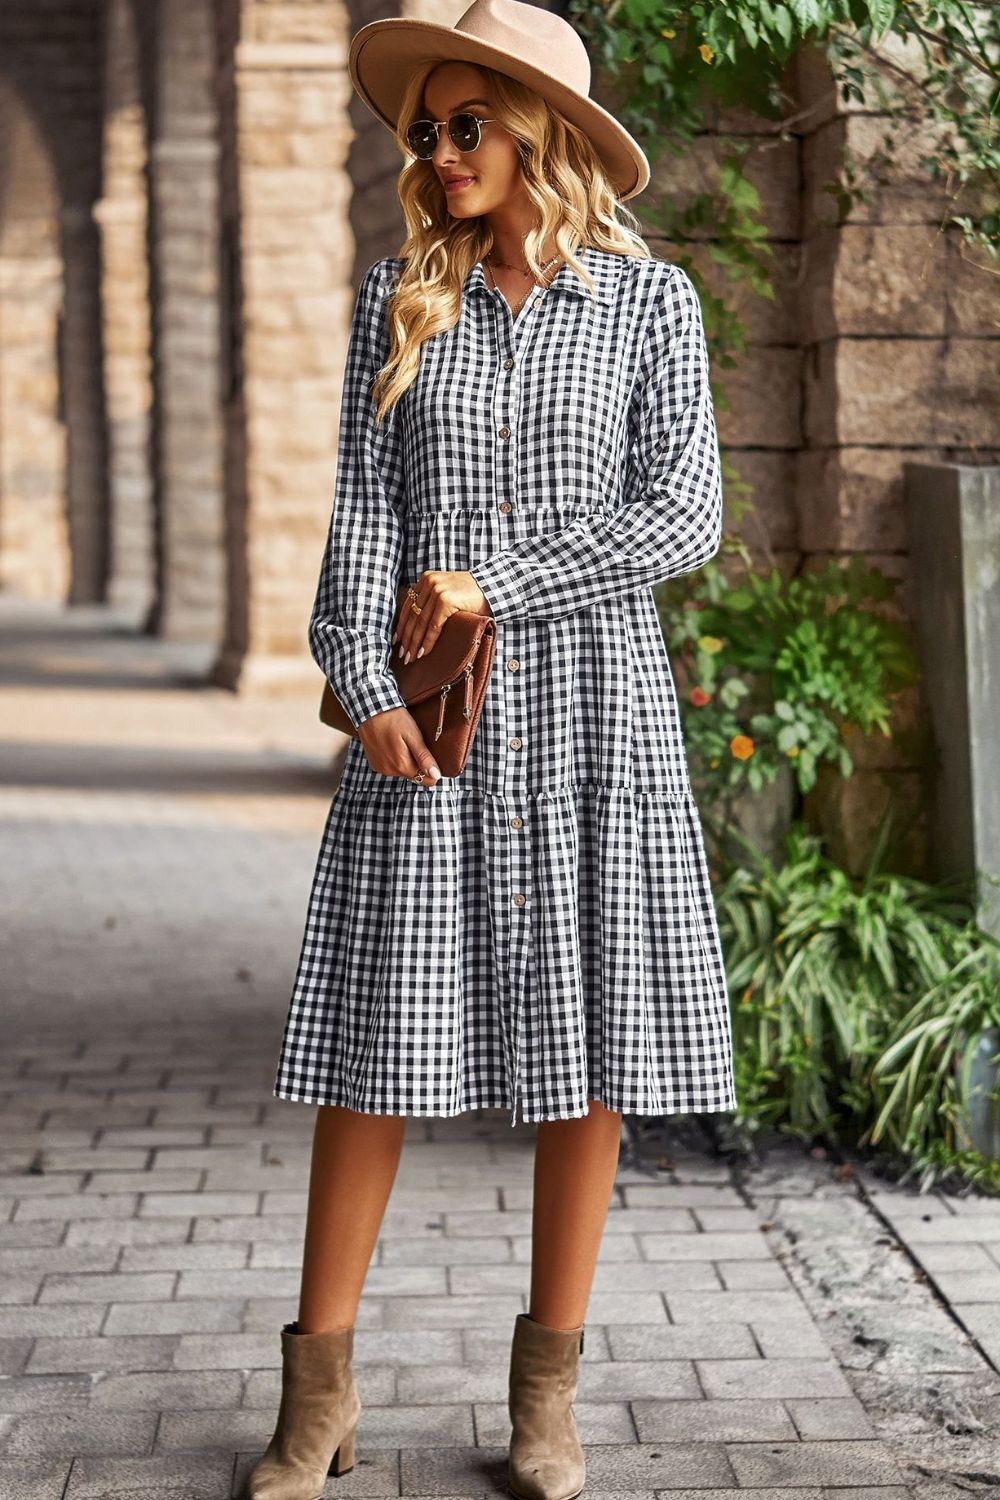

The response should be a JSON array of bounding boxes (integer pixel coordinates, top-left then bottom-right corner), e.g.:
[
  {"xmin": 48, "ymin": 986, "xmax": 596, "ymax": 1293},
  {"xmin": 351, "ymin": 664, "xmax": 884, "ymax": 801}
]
[
  {"xmin": 296, "ymin": 1104, "xmax": 407, "ymax": 1333},
  {"xmin": 528, "ymin": 1099, "xmax": 623, "ymax": 1329}
]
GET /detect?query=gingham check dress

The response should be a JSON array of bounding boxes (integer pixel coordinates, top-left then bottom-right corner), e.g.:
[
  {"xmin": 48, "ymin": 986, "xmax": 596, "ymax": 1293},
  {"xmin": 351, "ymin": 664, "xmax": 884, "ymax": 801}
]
[{"xmin": 273, "ymin": 244, "xmax": 737, "ymax": 1127}]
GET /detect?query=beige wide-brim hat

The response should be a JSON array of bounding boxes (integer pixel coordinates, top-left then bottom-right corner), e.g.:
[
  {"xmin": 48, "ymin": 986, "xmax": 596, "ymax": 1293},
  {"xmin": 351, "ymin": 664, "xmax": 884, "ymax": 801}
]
[{"xmin": 348, "ymin": 0, "xmax": 651, "ymax": 202}]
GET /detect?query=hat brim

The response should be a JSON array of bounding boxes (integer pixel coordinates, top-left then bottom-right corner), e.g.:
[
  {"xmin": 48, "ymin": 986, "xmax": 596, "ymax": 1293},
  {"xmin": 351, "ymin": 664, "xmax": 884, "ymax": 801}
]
[{"xmin": 348, "ymin": 17, "xmax": 650, "ymax": 202}]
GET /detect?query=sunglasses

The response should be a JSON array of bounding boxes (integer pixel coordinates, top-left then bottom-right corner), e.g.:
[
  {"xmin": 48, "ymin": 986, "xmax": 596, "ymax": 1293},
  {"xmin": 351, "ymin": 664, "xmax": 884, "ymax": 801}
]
[{"xmin": 406, "ymin": 112, "xmax": 495, "ymax": 160}]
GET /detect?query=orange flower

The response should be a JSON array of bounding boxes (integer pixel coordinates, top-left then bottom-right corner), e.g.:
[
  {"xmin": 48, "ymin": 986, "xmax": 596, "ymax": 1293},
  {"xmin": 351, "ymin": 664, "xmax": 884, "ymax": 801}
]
[
  {"xmin": 690, "ymin": 686, "xmax": 712, "ymax": 706},
  {"xmin": 730, "ymin": 734, "xmax": 754, "ymax": 760},
  {"xmin": 699, "ymin": 42, "xmax": 714, "ymax": 63}
]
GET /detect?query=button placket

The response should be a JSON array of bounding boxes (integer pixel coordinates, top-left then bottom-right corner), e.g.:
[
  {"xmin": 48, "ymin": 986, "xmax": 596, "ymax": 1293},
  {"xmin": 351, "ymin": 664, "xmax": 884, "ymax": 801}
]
[{"xmin": 486, "ymin": 287, "xmax": 548, "ymax": 1131}]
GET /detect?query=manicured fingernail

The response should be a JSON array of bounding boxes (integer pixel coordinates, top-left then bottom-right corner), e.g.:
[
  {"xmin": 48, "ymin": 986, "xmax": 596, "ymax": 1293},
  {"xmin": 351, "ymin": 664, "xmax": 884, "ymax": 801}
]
[
  {"xmin": 397, "ymin": 641, "xmax": 404, "ymax": 655},
  {"xmin": 417, "ymin": 646, "xmax": 424, "ymax": 658},
  {"xmin": 429, "ymin": 766, "xmax": 441, "ymax": 780},
  {"xmin": 404, "ymin": 650, "xmax": 411, "ymax": 664}
]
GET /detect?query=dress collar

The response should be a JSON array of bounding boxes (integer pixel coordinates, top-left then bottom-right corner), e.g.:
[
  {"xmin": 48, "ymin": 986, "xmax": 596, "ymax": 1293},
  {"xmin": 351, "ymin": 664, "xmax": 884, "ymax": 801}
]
[{"xmin": 463, "ymin": 244, "xmax": 624, "ymax": 305}]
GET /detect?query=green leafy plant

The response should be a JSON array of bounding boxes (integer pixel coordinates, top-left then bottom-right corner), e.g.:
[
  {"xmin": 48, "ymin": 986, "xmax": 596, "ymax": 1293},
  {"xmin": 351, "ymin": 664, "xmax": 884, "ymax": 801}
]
[
  {"xmin": 569, "ymin": 0, "xmax": 999, "ymax": 504},
  {"xmin": 657, "ymin": 552, "xmax": 919, "ymax": 802},
  {"xmin": 712, "ymin": 809, "xmax": 1000, "ymax": 1191}
]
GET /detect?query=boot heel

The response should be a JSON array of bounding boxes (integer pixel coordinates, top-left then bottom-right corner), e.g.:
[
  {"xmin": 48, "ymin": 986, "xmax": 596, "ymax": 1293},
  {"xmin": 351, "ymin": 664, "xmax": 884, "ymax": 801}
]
[{"xmin": 328, "ymin": 1421, "xmax": 357, "ymax": 1477}]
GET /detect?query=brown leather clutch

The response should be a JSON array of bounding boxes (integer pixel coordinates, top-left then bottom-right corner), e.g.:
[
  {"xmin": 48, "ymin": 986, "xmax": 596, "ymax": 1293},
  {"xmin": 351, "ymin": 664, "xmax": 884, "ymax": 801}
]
[{"xmin": 319, "ymin": 581, "xmax": 497, "ymax": 778}]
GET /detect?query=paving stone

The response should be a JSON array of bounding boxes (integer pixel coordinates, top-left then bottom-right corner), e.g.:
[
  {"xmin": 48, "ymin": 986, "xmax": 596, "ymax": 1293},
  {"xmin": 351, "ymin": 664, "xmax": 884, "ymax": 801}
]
[
  {"xmin": 591, "ymin": 1262, "xmax": 723, "ymax": 1292},
  {"xmin": 104, "ymin": 1299, "xmax": 246, "ymax": 1336},
  {"xmin": 0, "ymin": 1339, "xmax": 32, "ymax": 1375},
  {"xmin": 725, "ymin": 1438, "xmax": 907, "ymax": 1487},
  {"xmin": 0, "ymin": 1174, "xmax": 88, "ymax": 1197},
  {"xmin": 0, "ymin": 1223, "xmax": 63, "ymax": 1249},
  {"xmin": 25, "ymin": 1335, "xmax": 179, "ymax": 1374},
  {"xmin": 664, "ymin": 1289, "xmax": 810, "ymax": 1325},
  {"xmin": 696, "ymin": 1359, "xmax": 852, "ymax": 1399},
  {"xmin": 380, "ymin": 1295, "xmax": 525, "ymax": 1329},
  {"xmin": 39, "ymin": 1272, "xmax": 176, "ymax": 1303},
  {"xmin": 0, "ymin": 1374, "xmax": 92, "ymax": 1412},
  {"xmin": 632, "ymin": 1397, "xmax": 797, "ymax": 1441},
  {"xmin": 0, "ymin": 1246, "xmax": 118, "ymax": 1275},
  {"xmin": 175, "ymin": 1267, "xmax": 300, "ymax": 1300},
  {"xmin": 621, "ymin": 1184, "xmax": 744, "ymax": 1208},
  {"xmin": 3, "ymin": 1409, "xmax": 158, "ymax": 1457},
  {"xmin": 0, "ymin": 1276, "xmax": 43, "ymax": 1304},
  {"xmin": 154, "ymin": 1407, "xmax": 276, "ymax": 1451},
  {"xmin": 637, "ymin": 1231, "xmax": 773, "ymax": 1260},
  {"xmin": 13, "ymin": 1194, "xmax": 140, "ymax": 1222},
  {"xmin": 90, "ymin": 1369, "xmax": 244, "ymax": 1410},
  {"xmin": 119, "ymin": 1242, "xmax": 250, "ymax": 1271},
  {"xmin": 0, "ymin": 1305, "xmax": 106, "ymax": 1338},
  {"xmin": 138, "ymin": 1192, "xmax": 260, "ymax": 1219},
  {"xmin": 605, "ymin": 1324, "xmax": 759, "ymax": 1360},
  {"xmin": 83, "ymin": 1171, "xmax": 204, "ymax": 1194},
  {"xmin": 749, "ymin": 1319, "xmax": 835, "ymax": 1360},
  {"xmin": 348, "ymin": 1402, "xmax": 475, "ymax": 1447},
  {"xmin": 0, "ymin": 1458, "xmax": 74, "ymax": 1500},
  {"xmin": 64, "ymin": 1218, "xmax": 192, "ymax": 1247},
  {"xmin": 785, "ymin": 1396, "xmax": 877, "ymax": 1439},
  {"xmin": 193, "ymin": 1213, "xmax": 309, "ymax": 1244},
  {"xmin": 63, "ymin": 1450, "xmax": 233, "ymax": 1497},
  {"xmin": 715, "ymin": 1258, "xmax": 791, "ymax": 1290},
  {"xmin": 909, "ymin": 1241, "xmax": 996, "ymax": 1271}
]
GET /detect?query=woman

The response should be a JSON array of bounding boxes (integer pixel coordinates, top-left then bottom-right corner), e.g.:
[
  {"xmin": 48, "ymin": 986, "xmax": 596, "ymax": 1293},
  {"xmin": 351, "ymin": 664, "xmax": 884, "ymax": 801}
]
[{"xmin": 248, "ymin": 1, "xmax": 737, "ymax": 1497}]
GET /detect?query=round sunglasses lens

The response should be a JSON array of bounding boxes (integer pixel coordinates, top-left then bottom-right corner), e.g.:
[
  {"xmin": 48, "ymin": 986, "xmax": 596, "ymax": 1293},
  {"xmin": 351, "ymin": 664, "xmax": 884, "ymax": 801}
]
[{"xmin": 449, "ymin": 114, "xmax": 481, "ymax": 150}]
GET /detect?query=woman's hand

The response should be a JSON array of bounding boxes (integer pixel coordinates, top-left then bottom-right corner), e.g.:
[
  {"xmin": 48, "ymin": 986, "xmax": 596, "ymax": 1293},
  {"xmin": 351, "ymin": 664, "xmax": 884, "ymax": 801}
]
[
  {"xmin": 392, "ymin": 571, "xmax": 491, "ymax": 665},
  {"xmin": 357, "ymin": 706, "xmax": 443, "ymax": 787}
]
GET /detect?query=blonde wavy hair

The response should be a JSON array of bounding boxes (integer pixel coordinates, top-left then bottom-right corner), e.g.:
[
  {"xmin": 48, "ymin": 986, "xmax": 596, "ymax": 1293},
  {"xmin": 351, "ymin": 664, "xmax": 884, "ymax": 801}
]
[{"xmin": 371, "ymin": 61, "xmax": 653, "ymax": 422}]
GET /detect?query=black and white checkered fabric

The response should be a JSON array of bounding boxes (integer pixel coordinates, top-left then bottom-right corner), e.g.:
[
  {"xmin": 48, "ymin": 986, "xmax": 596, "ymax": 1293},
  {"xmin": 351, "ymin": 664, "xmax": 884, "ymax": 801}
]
[{"xmin": 274, "ymin": 245, "xmax": 737, "ymax": 1127}]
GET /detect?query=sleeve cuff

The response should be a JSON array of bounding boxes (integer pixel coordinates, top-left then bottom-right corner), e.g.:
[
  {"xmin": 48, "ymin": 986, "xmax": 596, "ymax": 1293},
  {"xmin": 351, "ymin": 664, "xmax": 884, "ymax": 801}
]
[
  {"xmin": 335, "ymin": 671, "xmax": 407, "ymax": 729},
  {"xmin": 469, "ymin": 553, "xmax": 528, "ymax": 622}
]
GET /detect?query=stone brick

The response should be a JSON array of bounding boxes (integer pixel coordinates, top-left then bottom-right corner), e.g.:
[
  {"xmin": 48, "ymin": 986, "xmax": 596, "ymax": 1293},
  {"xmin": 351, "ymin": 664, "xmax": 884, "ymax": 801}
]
[
  {"xmin": 0, "ymin": 1459, "xmax": 73, "ymax": 1500},
  {"xmin": 801, "ymin": 224, "xmax": 948, "ymax": 341},
  {"xmin": 727, "ymin": 1438, "xmax": 907, "ymax": 1487},
  {"xmin": 632, "ymin": 1397, "xmax": 797, "ymax": 1441},
  {"xmin": 805, "ymin": 336, "xmax": 1000, "ymax": 448},
  {"xmin": 103, "ymin": 1299, "xmax": 245, "ymax": 1336}
]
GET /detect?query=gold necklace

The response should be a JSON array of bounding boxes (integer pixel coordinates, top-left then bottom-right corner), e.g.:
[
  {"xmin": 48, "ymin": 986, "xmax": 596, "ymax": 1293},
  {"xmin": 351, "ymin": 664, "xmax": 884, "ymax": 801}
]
[{"xmin": 485, "ymin": 252, "xmax": 562, "ymax": 316}]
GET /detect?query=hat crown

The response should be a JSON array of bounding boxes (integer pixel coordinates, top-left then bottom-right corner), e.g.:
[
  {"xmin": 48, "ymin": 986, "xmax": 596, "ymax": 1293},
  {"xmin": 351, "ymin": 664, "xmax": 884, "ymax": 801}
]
[{"xmin": 454, "ymin": 0, "xmax": 592, "ymax": 95}]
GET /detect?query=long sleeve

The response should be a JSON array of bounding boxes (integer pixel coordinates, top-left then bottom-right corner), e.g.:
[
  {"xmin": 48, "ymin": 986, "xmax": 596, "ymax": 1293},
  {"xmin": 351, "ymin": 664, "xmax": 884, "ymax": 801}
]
[
  {"xmin": 469, "ymin": 265, "xmax": 723, "ymax": 622},
  {"xmin": 308, "ymin": 258, "xmax": 408, "ymax": 727}
]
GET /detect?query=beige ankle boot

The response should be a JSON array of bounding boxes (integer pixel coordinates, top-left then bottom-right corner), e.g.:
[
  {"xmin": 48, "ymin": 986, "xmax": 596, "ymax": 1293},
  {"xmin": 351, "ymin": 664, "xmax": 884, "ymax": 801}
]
[
  {"xmin": 244, "ymin": 1321, "xmax": 361, "ymax": 1500},
  {"xmin": 507, "ymin": 1312, "xmax": 586, "ymax": 1500}
]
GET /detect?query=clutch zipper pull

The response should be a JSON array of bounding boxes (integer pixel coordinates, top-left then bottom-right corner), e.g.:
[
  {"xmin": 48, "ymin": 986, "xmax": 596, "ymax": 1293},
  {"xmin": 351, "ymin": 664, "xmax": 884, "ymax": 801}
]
[
  {"xmin": 435, "ymin": 681, "xmax": 451, "ymax": 741},
  {"xmin": 463, "ymin": 659, "xmax": 474, "ymax": 721}
]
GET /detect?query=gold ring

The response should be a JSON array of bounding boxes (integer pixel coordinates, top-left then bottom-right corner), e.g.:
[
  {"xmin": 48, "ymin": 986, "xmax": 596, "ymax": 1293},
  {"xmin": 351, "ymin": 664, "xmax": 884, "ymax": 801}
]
[{"xmin": 411, "ymin": 771, "xmax": 427, "ymax": 785}]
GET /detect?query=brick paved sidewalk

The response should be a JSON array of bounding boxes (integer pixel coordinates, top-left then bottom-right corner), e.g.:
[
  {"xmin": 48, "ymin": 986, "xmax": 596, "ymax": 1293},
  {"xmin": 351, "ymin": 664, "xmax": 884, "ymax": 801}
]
[{"xmin": 1, "ymin": 596, "xmax": 998, "ymax": 1500}]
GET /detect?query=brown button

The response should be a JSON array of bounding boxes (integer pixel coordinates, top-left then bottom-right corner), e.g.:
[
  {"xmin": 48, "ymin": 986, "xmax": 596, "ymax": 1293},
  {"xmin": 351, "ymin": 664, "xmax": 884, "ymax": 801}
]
[
  {"xmin": 498, "ymin": 501, "xmax": 512, "ymax": 513},
  {"xmin": 506, "ymin": 658, "xmax": 520, "ymax": 671},
  {"xmin": 510, "ymin": 816, "xmax": 523, "ymax": 829},
  {"xmin": 503, "ymin": 357, "xmax": 514, "ymax": 369},
  {"xmin": 512, "ymin": 893, "xmax": 526, "ymax": 907},
  {"xmin": 498, "ymin": 425, "xmax": 511, "ymax": 439},
  {"xmin": 508, "ymin": 736, "xmax": 522, "ymax": 750}
]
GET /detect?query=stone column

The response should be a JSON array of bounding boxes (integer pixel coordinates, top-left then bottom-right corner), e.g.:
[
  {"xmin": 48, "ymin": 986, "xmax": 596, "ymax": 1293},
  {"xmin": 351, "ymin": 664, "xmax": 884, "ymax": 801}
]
[
  {"xmin": 212, "ymin": 7, "xmax": 355, "ymax": 691},
  {"xmin": 0, "ymin": 84, "xmax": 68, "ymax": 600},
  {"xmin": 148, "ymin": 0, "xmax": 225, "ymax": 643},
  {"xmin": 95, "ymin": 0, "xmax": 154, "ymax": 619}
]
